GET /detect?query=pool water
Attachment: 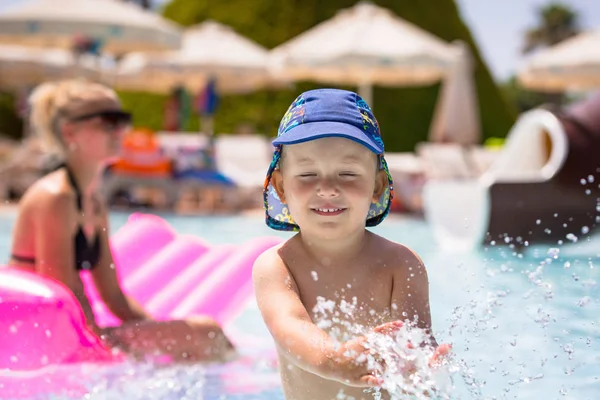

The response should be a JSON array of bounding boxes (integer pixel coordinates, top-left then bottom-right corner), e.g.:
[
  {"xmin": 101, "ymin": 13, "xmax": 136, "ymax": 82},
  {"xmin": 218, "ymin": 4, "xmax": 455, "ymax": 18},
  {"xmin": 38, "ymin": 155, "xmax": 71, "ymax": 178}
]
[{"xmin": 0, "ymin": 211, "xmax": 598, "ymax": 399}]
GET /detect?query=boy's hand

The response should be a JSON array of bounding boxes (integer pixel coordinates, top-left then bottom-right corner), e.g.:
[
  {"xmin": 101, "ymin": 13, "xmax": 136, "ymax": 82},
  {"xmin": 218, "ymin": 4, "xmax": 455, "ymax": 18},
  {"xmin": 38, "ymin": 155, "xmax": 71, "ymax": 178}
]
[
  {"xmin": 332, "ymin": 321, "xmax": 405, "ymax": 387},
  {"xmin": 428, "ymin": 343, "xmax": 452, "ymax": 367}
]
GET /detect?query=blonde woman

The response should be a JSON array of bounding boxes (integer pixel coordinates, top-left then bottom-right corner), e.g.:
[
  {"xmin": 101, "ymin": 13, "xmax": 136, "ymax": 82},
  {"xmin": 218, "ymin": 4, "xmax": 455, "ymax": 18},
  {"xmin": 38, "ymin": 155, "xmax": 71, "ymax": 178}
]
[{"xmin": 8, "ymin": 79, "xmax": 234, "ymax": 363}]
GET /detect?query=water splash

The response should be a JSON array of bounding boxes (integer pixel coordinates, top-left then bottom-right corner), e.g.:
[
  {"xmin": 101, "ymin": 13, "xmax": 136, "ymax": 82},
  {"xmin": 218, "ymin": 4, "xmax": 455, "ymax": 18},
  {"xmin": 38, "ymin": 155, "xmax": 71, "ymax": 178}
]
[
  {"xmin": 82, "ymin": 361, "xmax": 208, "ymax": 400},
  {"xmin": 311, "ymin": 297, "xmax": 457, "ymax": 399}
]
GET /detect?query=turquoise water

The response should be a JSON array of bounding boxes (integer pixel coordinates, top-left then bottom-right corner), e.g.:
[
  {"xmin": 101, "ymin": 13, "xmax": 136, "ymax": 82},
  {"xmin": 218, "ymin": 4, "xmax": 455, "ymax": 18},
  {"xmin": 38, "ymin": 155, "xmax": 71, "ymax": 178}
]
[{"xmin": 0, "ymin": 211, "xmax": 598, "ymax": 399}]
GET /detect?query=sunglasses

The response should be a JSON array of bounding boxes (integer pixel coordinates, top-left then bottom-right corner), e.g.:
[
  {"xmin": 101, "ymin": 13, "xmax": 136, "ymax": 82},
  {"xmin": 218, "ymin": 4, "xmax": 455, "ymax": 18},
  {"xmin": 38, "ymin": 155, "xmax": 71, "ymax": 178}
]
[{"xmin": 69, "ymin": 110, "xmax": 132, "ymax": 131}]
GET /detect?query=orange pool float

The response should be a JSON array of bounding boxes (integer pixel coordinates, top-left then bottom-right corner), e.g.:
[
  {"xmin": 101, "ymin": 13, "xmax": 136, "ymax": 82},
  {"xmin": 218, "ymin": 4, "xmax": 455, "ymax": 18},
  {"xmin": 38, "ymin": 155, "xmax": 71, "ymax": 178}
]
[{"xmin": 112, "ymin": 129, "xmax": 172, "ymax": 177}]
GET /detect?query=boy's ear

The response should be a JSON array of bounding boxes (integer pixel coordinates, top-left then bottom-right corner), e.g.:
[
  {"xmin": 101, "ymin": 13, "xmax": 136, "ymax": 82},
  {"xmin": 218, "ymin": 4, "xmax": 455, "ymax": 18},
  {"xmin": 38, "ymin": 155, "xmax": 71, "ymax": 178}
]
[
  {"xmin": 271, "ymin": 169, "xmax": 286, "ymax": 203},
  {"xmin": 372, "ymin": 169, "xmax": 387, "ymax": 202}
]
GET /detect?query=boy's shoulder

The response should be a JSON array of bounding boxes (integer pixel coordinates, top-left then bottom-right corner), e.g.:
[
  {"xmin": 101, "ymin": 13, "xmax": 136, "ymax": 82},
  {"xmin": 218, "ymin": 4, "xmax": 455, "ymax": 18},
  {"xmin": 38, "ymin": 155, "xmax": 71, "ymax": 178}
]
[
  {"xmin": 252, "ymin": 240, "xmax": 302, "ymax": 294},
  {"xmin": 253, "ymin": 241, "xmax": 285, "ymax": 269},
  {"xmin": 253, "ymin": 239, "xmax": 300, "ymax": 278},
  {"xmin": 368, "ymin": 232, "xmax": 425, "ymax": 267}
]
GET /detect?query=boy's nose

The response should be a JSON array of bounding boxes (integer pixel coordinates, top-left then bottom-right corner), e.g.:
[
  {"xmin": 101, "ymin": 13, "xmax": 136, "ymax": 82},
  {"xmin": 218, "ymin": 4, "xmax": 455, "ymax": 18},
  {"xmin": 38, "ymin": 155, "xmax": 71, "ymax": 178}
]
[{"xmin": 316, "ymin": 178, "xmax": 339, "ymax": 197}]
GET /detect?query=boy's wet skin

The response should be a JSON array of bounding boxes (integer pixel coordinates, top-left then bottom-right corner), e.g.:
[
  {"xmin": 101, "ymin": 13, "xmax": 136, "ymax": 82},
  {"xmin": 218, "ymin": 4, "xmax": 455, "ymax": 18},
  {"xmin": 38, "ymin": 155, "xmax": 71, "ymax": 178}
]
[{"xmin": 275, "ymin": 233, "xmax": 432, "ymax": 400}]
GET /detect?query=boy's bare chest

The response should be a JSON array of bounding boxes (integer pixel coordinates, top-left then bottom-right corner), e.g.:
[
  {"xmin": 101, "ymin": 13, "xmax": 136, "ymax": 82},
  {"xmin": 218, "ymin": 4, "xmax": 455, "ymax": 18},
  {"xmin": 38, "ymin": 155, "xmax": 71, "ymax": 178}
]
[{"xmin": 290, "ymin": 263, "xmax": 395, "ymax": 337}]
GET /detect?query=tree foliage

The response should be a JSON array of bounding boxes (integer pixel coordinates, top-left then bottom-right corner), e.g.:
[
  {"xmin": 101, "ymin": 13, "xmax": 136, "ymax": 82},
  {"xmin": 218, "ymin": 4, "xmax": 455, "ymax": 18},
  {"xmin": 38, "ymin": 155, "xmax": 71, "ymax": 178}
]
[
  {"xmin": 522, "ymin": 2, "xmax": 580, "ymax": 54},
  {"xmin": 508, "ymin": 2, "xmax": 582, "ymax": 108}
]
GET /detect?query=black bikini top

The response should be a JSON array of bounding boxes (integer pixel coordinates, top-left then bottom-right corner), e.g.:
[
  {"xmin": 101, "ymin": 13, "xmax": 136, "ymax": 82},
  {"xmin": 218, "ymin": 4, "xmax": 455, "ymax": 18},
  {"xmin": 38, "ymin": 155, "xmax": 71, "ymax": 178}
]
[
  {"xmin": 11, "ymin": 164, "xmax": 102, "ymax": 271},
  {"xmin": 64, "ymin": 164, "xmax": 102, "ymax": 271}
]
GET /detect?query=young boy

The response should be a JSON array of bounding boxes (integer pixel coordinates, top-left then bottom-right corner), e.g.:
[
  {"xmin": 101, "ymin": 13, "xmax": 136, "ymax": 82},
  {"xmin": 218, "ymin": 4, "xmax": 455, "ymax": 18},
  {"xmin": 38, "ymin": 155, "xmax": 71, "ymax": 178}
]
[{"xmin": 253, "ymin": 89, "xmax": 449, "ymax": 400}]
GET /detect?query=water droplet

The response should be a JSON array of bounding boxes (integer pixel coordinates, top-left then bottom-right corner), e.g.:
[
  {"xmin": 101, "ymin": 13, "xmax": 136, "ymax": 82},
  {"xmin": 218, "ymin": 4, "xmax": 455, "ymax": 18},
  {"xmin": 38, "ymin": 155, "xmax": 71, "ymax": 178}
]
[
  {"xmin": 9, "ymin": 325, "xmax": 17, "ymax": 334},
  {"xmin": 45, "ymin": 329, "xmax": 51, "ymax": 338},
  {"xmin": 587, "ymin": 175, "xmax": 595, "ymax": 183},
  {"xmin": 553, "ymin": 213, "xmax": 559, "ymax": 217},
  {"xmin": 559, "ymin": 387, "xmax": 568, "ymax": 395},
  {"xmin": 581, "ymin": 226, "xmax": 590, "ymax": 235},
  {"xmin": 536, "ymin": 219, "xmax": 541, "ymax": 225},
  {"xmin": 10, "ymin": 356, "xmax": 18, "ymax": 363},
  {"xmin": 580, "ymin": 178, "xmax": 587, "ymax": 185},
  {"xmin": 547, "ymin": 248, "xmax": 560, "ymax": 259},
  {"xmin": 563, "ymin": 261, "xmax": 571, "ymax": 269},
  {"xmin": 585, "ymin": 189, "xmax": 591, "ymax": 195},
  {"xmin": 311, "ymin": 271, "xmax": 318, "ymax": 281},
  {"xmin": 577, "ymin": 296, "xmax": 591, "ymax": 307}
]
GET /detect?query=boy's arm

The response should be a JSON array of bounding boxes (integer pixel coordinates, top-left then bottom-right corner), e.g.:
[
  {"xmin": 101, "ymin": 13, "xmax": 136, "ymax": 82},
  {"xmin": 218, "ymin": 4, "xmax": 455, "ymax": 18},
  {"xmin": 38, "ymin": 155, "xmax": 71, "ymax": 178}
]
[
  {"xmin": 252, "ymin": 247, "xmax": 384, "ymax": 386},
  {"xmin": 390, "ymin": 248, "xmax": 437, "ymax": 347}
]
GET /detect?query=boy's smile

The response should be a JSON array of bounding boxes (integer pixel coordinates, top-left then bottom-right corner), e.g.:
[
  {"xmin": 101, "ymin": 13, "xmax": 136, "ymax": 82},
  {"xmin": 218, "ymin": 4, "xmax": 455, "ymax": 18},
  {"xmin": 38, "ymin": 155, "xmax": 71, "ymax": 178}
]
[{"xmin": 311, "ymin": 207, "xmax": 346, "ymax": 216}]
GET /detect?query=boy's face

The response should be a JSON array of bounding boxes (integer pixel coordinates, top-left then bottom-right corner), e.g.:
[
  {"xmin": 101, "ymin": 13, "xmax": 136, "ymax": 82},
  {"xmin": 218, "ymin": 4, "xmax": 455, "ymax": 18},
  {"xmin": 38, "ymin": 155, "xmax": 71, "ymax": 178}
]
[{"xmin": 272, "ymin": 137, "xmax": 387, "ymax": 239}]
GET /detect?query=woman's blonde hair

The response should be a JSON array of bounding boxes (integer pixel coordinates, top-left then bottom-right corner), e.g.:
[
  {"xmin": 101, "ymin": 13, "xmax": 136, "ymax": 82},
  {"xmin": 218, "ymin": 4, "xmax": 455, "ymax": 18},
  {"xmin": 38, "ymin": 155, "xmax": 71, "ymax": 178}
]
[{"xmin": 28, "ymin": 79, "xmax": 120, "ymax": 156}]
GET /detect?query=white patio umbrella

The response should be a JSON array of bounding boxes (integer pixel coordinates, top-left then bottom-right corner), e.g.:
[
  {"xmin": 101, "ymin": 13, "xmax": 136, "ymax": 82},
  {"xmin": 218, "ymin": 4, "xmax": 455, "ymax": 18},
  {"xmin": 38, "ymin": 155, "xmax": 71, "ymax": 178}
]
[
  {"xmin": 0, "ymin": 44, "xmax": 102, "ymax": 90},
  {"xmin": 0, "ymin": 0, "xmax": 182, "ymax": 54},
  {"xmin": 114, "ymin": 20, "xmax": 285, "ymax": 94},
  {"xmin": 428, "ymin": 41, "xmax": 481, "ymax": 145},
  {"xmin": 269, "ymin": 1, "xmax": 460, "ymax": 105},
  {"xmin": 517, "ymin": 29, "xmax": 600, "ymax": 92}
]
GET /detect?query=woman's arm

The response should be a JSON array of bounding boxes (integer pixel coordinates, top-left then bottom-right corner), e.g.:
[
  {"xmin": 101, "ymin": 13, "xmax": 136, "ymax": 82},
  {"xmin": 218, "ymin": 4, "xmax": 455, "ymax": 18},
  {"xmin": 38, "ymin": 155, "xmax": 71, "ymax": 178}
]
[
  {"xmin": 90, "ymin": 200, "xmax": 149, "ymax": 322},
  {"xmin": 34, "ymin": 192, "xmax": 99, "ymax": 331}
]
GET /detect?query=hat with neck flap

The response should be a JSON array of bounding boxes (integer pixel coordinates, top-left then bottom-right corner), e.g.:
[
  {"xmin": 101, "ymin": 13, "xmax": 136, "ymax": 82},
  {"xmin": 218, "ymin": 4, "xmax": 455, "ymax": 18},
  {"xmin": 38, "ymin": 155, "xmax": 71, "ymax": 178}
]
[{"xmin": 263, "ymin": 88, "xmax": 394, "ymax": 231}]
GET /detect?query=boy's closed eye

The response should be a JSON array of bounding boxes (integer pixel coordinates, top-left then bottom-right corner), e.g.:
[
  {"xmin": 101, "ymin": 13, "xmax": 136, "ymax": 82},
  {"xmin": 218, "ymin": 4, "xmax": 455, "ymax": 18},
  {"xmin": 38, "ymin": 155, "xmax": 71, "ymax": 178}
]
[{"xmin": 297, "ymin": 173, "xmax": 318, "ymax": 178}]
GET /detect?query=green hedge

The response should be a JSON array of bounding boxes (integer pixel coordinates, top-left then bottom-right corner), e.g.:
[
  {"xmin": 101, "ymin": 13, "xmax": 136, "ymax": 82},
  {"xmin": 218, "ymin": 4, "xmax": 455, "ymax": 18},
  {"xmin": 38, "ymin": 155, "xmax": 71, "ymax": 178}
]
[{"xmin": 0, "ymin": 93, "xmax": 23, "ymax": 140}]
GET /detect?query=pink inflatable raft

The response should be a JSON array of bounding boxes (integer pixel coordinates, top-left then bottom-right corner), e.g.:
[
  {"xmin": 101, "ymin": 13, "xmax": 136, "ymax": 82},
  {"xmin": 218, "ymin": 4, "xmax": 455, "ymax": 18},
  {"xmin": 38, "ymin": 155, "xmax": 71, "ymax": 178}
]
[{"xmin": 0, "ymin": 213, "xmax": 282, "ymax": 394}]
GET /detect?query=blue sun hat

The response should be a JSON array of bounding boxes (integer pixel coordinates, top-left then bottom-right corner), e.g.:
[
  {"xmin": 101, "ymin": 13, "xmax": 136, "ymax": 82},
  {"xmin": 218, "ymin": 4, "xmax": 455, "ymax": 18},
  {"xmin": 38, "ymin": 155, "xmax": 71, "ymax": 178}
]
[{"xmin": 264, "ymin": 88, "xmax": 394, "ymax": 231}]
